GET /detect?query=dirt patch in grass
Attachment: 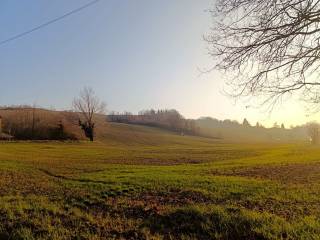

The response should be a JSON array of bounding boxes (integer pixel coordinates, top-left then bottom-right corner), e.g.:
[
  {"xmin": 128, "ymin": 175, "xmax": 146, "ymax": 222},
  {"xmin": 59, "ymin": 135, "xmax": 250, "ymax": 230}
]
[
  {"xmin": 115, "ymin": 149, "xmax": 259, "ymax": 166},
  {"xmin": 137, "ymin": 189, "xmax": 213, "ymax": 206},
  {"xmin": 0, "ymin": 170, "xmax": 59, "ymax": 196},
  {"xmin": 213, "ymin": 162, "xmax": 320, "ymax": 184},
  {"xmin": 103, "ymin": 189, "xmax": 214, "ymax": 218}
]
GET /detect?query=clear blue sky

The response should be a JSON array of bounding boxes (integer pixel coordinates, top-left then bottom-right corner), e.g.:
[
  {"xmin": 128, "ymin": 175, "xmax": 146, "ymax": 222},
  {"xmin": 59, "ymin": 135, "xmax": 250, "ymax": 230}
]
[{"xmin": 0, "ymin": 0, "xmax": 315, "ymax": 126}]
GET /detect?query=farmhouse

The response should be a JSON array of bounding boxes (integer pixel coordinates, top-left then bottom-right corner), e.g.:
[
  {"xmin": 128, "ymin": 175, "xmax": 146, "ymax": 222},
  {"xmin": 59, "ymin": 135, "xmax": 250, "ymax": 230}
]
[{"xmin": 0, "ymin": 116, "xmax": 13, "ymax": 140}]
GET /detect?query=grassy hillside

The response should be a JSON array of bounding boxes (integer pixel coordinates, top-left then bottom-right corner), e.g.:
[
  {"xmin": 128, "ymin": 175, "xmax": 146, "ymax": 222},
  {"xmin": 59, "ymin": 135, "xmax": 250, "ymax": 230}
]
[
  {"xmin": 196, "ymin": 117, "xmax": 309, "ymax": 143},
  {"xmin": 0, "ymin": 123, "xmax": 318, "ymax": 239},
  {"xmin": 100, "ymin": 122, "xmax": 217, "ymax": 145},
  {"xmin": 0, "ymin": 108, "xmax": 197, "ymax": 142},
  {"xmin": 0, "ymin": 108, "xmax": 109, "ymax": 140}
]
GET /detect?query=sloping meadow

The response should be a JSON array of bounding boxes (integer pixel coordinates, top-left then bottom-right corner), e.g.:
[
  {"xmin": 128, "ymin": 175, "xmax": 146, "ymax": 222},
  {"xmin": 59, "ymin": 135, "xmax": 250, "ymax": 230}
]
[{"xmin": 0, "ymin": 125, "xmax": 318, "ymax": 239}]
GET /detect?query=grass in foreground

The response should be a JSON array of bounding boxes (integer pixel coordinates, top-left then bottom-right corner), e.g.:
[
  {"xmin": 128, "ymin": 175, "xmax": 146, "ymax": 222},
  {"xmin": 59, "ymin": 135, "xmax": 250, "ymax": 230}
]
[{"xmin": 0, "ymin": 123, "xmax": 319, "ymax": 239}]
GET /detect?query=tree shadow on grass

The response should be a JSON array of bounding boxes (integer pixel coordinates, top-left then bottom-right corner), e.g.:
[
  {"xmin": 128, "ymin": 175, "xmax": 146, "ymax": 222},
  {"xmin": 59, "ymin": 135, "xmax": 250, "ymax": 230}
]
[{"xmin": 141, "ymin": 207, "xmax": 288, "ymax": 240}]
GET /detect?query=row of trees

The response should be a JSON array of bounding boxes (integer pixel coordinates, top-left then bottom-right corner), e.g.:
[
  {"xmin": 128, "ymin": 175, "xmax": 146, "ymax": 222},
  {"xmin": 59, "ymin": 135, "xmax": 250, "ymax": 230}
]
[
  {"xmin": 197, "ymin": 117, "xmax": 320, "ymax": 143},
  {"xmin": 108, "ymin": 109, "xmax": 198, "ymax": 135},
  {"xmin": 0, "ymin": 87, "xmax": 106, "ymax": 141},
  {"xmin": 1, "ymin": 108, "xmax": 77, "ymax": 140},
  {"xmin": 242, "ymin": 118, "xmax": 286, "ymax": 129},
  {"xmin": 1, "ymin": 86, "xmax": 320, "ymax": 143}
]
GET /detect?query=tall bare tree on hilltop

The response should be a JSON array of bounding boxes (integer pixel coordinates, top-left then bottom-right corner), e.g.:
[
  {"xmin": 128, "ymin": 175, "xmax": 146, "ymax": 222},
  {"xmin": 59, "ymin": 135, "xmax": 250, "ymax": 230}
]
[
  {"xmin": 307, "ymin": 122, "xmax": 320, "ymax": 144},
  {"xmin": 73, "ymin": 87, "xmax": 106, "ymax": 141},
  {"xmin": 207, "ymin": 0, "xmax": 320, "ymax": 110}
]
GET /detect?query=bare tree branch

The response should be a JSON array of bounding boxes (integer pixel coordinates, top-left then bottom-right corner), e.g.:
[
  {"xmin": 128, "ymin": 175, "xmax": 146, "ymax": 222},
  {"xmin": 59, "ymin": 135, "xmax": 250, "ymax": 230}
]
[{"xmin": 207, "ymin": 0, "xmax": 320, "ymax": 110}]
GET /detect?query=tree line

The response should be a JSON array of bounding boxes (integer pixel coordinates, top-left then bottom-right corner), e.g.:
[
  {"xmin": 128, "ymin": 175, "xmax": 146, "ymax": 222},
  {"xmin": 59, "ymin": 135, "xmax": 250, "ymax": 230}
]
[
  {"xmin": 0, "ymin": 107, "xmax": 77, "ymax": 140},
  {"xmin": 108, "ymin": 109, "xmax": 198, "ymax": 135},
  {"xmin": 196, "ymin": 117, "xmax": 316, "ymax": 143},
  {"xmin": 0, "ymin": 87, "xmax": 106, "ymax": 141},
  {"xmin": 1, "ymin": 86, "xmax": 320, "ymax": 143}
]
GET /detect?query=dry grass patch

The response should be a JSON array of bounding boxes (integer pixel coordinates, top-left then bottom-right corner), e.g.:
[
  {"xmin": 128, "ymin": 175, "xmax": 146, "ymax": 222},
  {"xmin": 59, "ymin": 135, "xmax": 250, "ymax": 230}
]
[{"xmin": 213, "ymin": 162, "xmax": 320, "ymax": 185}]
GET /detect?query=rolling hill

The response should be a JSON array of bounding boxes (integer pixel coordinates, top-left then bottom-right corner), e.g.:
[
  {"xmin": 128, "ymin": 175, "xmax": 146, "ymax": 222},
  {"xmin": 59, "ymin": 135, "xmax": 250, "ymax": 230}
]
[{"xmin": 0, "ymin": 107, "xmax": 311, "ymax": 144}]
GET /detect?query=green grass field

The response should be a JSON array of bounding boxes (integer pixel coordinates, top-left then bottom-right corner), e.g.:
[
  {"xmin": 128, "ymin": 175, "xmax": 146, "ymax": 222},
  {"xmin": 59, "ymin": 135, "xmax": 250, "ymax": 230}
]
[{"xmin": 0, "ymin": 123, "xmax": 319, "ymax": 239}]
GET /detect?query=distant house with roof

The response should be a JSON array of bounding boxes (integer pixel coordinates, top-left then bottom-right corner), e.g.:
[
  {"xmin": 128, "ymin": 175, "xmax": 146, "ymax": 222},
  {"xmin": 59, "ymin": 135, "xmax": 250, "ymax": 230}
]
[{"xmin": 0, "ymin": 116, "xmax": 13, "ymax": 140}]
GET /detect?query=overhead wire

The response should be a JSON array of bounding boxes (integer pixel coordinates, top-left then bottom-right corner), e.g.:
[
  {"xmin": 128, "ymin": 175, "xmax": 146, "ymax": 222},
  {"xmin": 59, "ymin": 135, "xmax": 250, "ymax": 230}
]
[{"xmin": 0, "ymin": 0, "xmax": 101, "ymax": 46}]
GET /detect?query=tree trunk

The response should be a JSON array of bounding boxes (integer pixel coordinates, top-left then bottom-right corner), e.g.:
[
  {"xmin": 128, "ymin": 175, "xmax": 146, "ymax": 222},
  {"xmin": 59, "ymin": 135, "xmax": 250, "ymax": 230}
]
[{"xmin": 79, "ymin": 120, "xmax": 95, "ymax": 142}]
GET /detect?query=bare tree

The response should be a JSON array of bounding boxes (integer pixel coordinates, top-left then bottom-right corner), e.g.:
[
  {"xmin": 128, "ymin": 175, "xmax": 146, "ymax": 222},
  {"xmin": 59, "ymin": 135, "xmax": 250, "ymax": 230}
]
[
  {"xmin": 242, "ymin": 118, "xmax": 250, "ymax": 127},
  {"xmin": 207, "ymin": 0, "xmax": 320, "ymax": 110},
  {"xmin": 307, "ymin": 122, "xmax": 320, "ymax": 144},
  {"xmin": 73, "ymin": 87, "xmax": 106, "ymax": 141}
]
